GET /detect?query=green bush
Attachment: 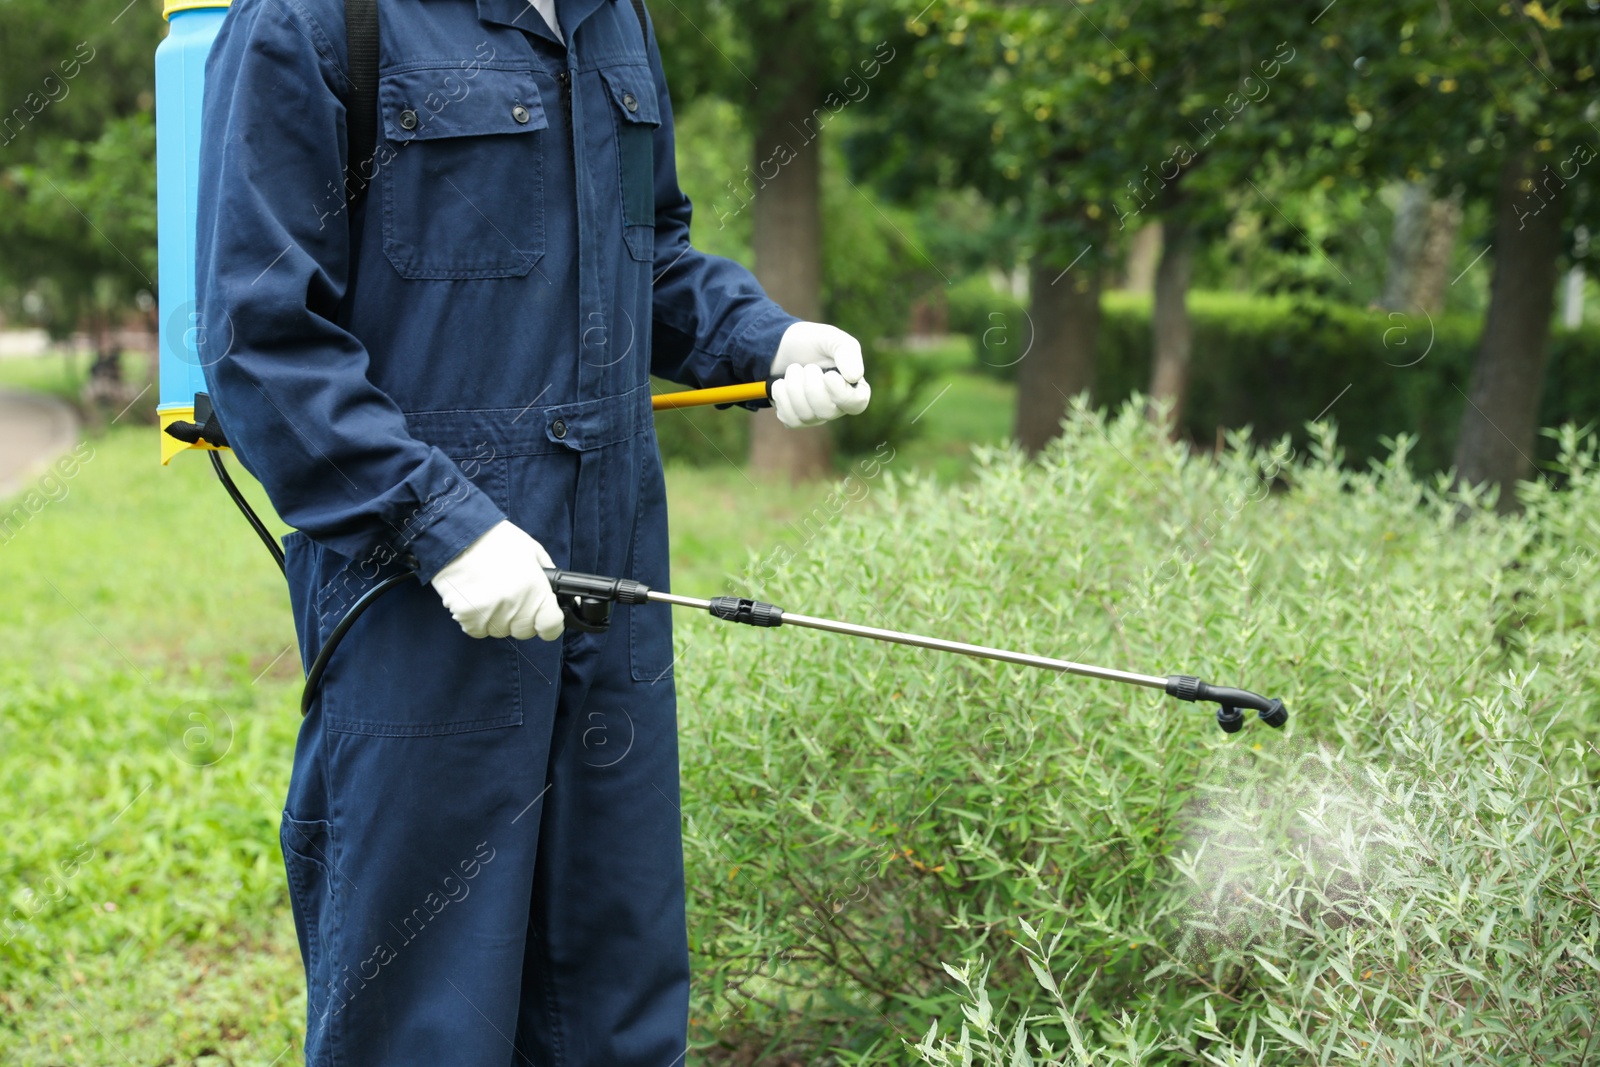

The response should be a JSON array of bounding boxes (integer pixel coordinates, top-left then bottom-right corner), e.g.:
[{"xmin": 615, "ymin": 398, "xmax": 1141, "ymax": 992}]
[
  {"xmin": 676, "ymin": 401, "xmax": 1600, "ymax": 1063},
  {"xmin": 954, "ymin": 284, "xmax": 1600, "ymax": 476}
]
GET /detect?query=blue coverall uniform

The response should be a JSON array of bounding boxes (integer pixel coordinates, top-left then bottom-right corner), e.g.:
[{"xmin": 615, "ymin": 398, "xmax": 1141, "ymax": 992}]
[{"xmin": 194, "ymin": 1, "xmax": 797, "ymax": 1062}]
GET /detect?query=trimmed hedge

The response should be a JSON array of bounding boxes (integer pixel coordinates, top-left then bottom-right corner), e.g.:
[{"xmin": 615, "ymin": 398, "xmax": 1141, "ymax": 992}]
[{"xmin": 950, "ymin": 280, "xmax": 1600, "ymax": 475}]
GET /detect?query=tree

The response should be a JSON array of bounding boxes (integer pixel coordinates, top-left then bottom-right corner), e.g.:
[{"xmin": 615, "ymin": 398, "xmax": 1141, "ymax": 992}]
[
  {"xmin": 1079, "ymin": 6, "xmax": 1306, "ymax": 432},
  {"xmin": 857, "ymin": 0, "xmax": 1321, "ymax": 448},
  {"xmin": 1454, "ymin": 148, "xmax": 1571, "ymax": 507},
  {"xmin": 851, "ymin": 1, "xmax": 1143, "ymax": 454},
  {"xmin": 653, "ymin": 0, "xmax": 907, "ymax": 479},
  {"xmin": 1342, "ymin": 0, "xmax": 1598, "ymax": 508},
  {"xmin": 0, "ymin": 0, "xmax": 164, "ymax": 350}
]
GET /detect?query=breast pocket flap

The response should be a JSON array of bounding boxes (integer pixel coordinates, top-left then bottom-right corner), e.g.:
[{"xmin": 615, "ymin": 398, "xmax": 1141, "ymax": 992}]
[{"xmin": 380, "ymin": 68, "xmax": 548, "ymax": 143}]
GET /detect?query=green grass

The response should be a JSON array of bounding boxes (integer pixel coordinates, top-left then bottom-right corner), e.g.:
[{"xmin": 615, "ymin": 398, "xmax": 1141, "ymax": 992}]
[
  {"xmin": 894, "ymin": 371, "xmax": 1015, "ymax": 482},
  {"xmin": 0, "ymin": 350, "xmax": 94, "ymax": 403},
  {"xmin": 0, "ymin": 422, "xmax": 306, "ymax": 1063}
]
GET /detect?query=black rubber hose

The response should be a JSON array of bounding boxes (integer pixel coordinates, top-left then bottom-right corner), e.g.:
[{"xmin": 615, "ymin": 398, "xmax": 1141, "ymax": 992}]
[
  {"xmin": 210, "ymin": 451, "xmax": 286, "ymax": 577},
  {"xmin": 300, "ymin": 571, "xmax": 416, "ymax": 715}
]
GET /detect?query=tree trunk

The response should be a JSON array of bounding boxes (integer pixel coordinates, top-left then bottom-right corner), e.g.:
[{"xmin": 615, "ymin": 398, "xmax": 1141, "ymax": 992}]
[
  {"xmin": 1015, "ymin": 252, "xmax": 1100, "ymax": 456},
  {"xmin": 1452, "ymin": 150, "xmax": 1567, "ymax": 512},
  {"xmin": 748, "ymin": 31, "xmax": 828, "ymax": 482},
  {"xmin": 1146, "ymin": 217, "xmax": 1195, "ymax": 432},
  {"xmin": 1119, "ymin": 223, "xmax": 1162, "ymax": 296}
]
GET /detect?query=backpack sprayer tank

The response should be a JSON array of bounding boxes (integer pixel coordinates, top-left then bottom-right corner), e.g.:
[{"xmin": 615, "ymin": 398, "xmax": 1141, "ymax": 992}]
[{"xmin": 155, "ymin": 1, "xmax": 230, "ymax": 465}]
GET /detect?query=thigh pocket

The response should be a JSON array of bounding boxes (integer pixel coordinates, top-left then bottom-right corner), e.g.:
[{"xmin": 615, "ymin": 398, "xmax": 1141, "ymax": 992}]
[
  {"xmin": 379, "ymin": 68, "xmax": 547, "ymax": 280},
  {"xmin": 316, "ymin": 460, "xmax": 524, "ymax": 736},
  {"xmin": 599, "ymin": 64, "xmax": 660, "ymax": 262},
  {"xmin": 281, "ymin": 813, "xmax": 336, "ymax": 1017}
]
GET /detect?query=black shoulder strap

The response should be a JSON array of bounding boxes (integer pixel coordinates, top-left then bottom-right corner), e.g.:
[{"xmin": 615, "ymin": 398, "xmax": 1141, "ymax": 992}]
[
  {"xmin": 628, "ymin": 0, "xmax": 649, "ymax": 48},
  {"xmin": 344, "ymin": 0, "xmax": 379, "ymax": 211}
]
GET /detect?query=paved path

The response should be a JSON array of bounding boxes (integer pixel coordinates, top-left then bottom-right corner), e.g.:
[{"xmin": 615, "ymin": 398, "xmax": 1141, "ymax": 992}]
[{"xmin": 0, "ymin": 389, "xmax": 81, "ymax": 500}]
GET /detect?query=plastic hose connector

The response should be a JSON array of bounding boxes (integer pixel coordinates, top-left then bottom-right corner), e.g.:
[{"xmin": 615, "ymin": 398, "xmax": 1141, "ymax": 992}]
[
  {"xmin": 1166, "ymin": 675, "xmax": 1203, "ymax": 702},
  {"xmin": 708, "ymin": 597, "xmax": 785, "ymax": 627}
]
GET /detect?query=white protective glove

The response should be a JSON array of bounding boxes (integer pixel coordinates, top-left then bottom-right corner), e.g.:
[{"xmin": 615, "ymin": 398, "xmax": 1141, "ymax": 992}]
[
  {"xmin": 769, "ymin": 322, "xmax": 872, "ymax": 429},
  {"xmin": 430, "ymin": 520, "xmax": 566, "ymax": 641}
]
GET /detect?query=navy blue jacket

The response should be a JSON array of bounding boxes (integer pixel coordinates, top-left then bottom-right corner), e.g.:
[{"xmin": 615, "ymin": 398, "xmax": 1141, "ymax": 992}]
[{"xmin": 196, "ymin": 0, "xmax": 796, "ymax": 583}]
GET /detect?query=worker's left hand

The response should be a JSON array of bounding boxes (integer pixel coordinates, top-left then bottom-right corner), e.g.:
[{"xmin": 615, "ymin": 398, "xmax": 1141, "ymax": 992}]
[{"xmin": 770, "ymin": 322, "xmax": 872, "ymax": 429}]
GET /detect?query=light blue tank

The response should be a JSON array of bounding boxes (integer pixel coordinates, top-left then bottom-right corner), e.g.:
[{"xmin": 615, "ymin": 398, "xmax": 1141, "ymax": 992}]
[{"xmin": 155, "ymin": 2, "xmax": 229, "ymax": 461}]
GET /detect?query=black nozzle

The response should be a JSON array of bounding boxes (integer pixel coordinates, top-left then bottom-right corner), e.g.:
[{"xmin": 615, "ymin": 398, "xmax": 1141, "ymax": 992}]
[{"xmin": 1165, "ymin": 675, "xmax": 1289, "ymax": 735}]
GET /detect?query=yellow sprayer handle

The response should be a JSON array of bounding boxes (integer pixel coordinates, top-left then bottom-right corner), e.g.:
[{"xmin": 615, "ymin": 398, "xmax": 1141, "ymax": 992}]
[
  {"xmin": 172, "ymin": 377, "xmax": 793, "ymax": 461},
  {"xmin": 650, "ymin": 379, "xmax": 773, "ymax": 411}
]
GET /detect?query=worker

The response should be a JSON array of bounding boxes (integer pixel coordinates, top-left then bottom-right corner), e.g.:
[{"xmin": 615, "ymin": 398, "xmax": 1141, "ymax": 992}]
[{"xmin": 193, "ymin": 0, "xmax": 871, "ymax": 1063}]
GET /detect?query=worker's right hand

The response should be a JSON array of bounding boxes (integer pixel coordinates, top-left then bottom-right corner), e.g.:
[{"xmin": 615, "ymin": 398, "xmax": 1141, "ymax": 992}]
[{"xmin": 430, "ymin": 520, "xmax": 566, "ymax": 641}]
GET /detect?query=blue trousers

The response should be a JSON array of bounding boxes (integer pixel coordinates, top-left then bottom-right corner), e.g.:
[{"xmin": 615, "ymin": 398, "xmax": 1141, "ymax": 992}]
[{"xmin": 279, "ymin": 404, "xmax": 687, "ymax": 1066}]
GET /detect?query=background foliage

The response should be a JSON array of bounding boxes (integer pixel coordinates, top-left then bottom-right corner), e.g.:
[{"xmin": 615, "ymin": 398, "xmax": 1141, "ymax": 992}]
[{"xmin": 3, "ymin": 0, "xmax": 1600, "ymax": 1062}]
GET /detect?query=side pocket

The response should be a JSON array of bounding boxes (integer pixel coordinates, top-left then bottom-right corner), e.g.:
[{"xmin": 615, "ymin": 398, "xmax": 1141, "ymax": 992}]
[
  {"xmin": 317, "ymin": 458, "xmax": 525, "ymax": 737},
  {"xmin": 280, "ymin": 813, "xmax": 336, "ymax": 1026}
]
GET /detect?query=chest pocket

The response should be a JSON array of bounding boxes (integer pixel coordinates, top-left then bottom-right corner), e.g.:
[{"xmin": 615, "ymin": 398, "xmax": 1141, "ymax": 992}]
[
  {"xmin": 378, "ymin": 67, "xmax": 548, "ymax": 280},
  {"xmin": 598, "ymin": 64, "xmax": 660, "ymax": 262}
]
